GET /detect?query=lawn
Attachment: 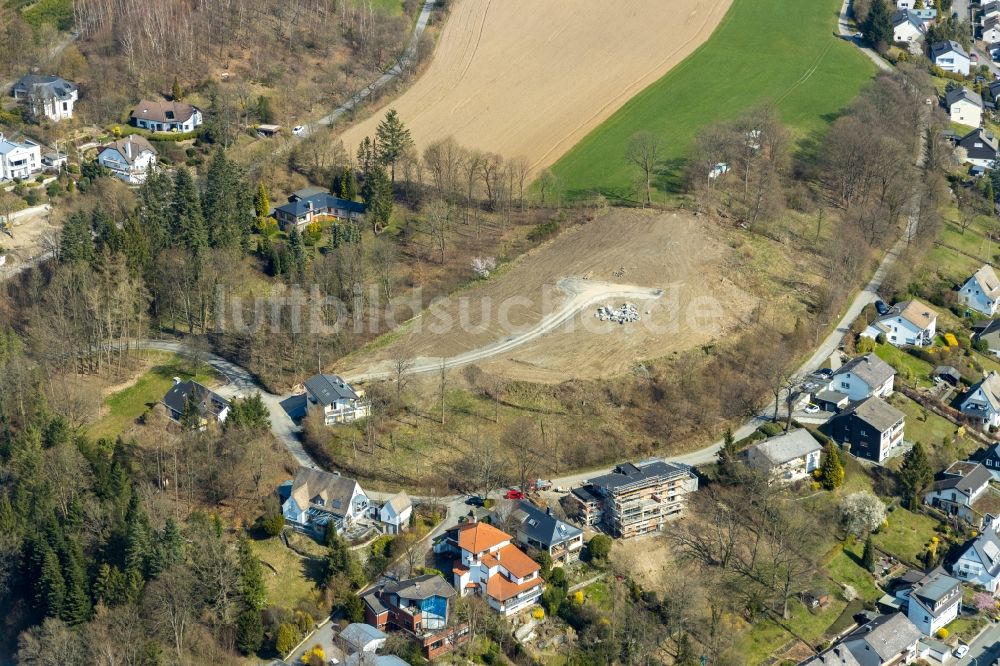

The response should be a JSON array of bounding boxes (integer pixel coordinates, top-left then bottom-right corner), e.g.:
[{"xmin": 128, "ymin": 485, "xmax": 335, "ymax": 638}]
[
  {"xmin": 549, "ymin": 0, "xmax": 876, "ymax": 199},
  {"xmin": 873, "ymin": 344, "xmax": 934, "ymax": 387},
  {"xmin": 86, "ymin": 352, "xmax": 220, "ymax": 440},
  {"xmin": 735, "ymin": 618, "xmax": 796, "ymax": 666},
  {"xmin": 872, "ymin": 506, "xmax": 939, "ymax": 566},
  {"xmin": 823, "ymin": 543, "xmax": 881, "ymax": 602},
  {"xmin": 251, "ymin": 536, "xmax": 325, "ymax": 610},
  {"xmin": 886, "ymin": 393, "xmax": 975, "ymax": 463}
]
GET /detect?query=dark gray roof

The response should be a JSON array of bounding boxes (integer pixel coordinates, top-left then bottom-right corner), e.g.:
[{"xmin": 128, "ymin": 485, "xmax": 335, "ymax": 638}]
[
  {"xmin": 274, "ymin": 192, "xmax": 365, "ymax": 219},
  {"xmin": 932, "ymin": 461, "xmax": 993, "ymax": 495},
  {"xmin": 961, "ymin": 526, "xmax": 1000, "ymax": 577},
  {"xmin": 958, "ymin": 128, "xmax": 999, "ymax": 159},
  {"xmin": 804, "ymin": 644, "xmax": 862, "ymax": 666},
  {"xmin": 947, "ymin": 86, "xmax": 984, "ymax": 109},
  {"xmin": 362, "ymin": 591, "xmax": 387, "ymax": 615},
  {"xmin": 835, "ymin": 353, "xmax": 895, "ymax": 389},
  {"xmin": 291, "ymin": 186, "xmax": 328, "ymax": 200},
  {"xmin": 892, "ymin": 8, "xmax": 924, "ymax": 29},
  {"xmin": 747, "ymin": 429, "xmax": 823, "ymax": 466},
  {"xmin": 381, "ymin": 573, "xmax": 456, "ymax": 601},
  {"xmin": 12, "ymin": 74, "xmax": 77, "ymax": 100},
  {"xmin": 507, "ymin": 500, "xmax": 582, "ymax": 548},
  {"xmin": 976, "ymin": 318, "xmax": 1000, "ymax": 345},
  {"xmin": 844, "ymin": 396, "xmax": 904, "ymax": 432},
  {"xmin": 843, "ymin": 612, "xmax": 921, "ymax": 661},
  {"xmin": 933, "ymin": 365, "xmax": 961, "ymax": 379},
  {"xmin": 587, "ymin": 459, "xmax": 693, "ymax": 493},
  {"xmin": 161, "ymin": 380, "xmax": 229, "ymax": 418},
  {"xmin": 304, "ymin": 374, "xmax": 359, "ymax": 406},
  {"xmin": 909, "ymin": 568, "xmax": 962, "ymax": 617},
  {"xmin": 931, "ymin": 40, "xmax": 969, "ymax": 60},
  {"xmin": 571, "ymin": 486, "xmax": 601, "ymax": 503}
]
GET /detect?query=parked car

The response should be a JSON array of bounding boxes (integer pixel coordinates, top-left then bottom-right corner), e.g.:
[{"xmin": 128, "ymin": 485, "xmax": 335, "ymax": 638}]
[
  {"xmin": 465, "ymin": 496, "xmax": 484, "ymax": 507},
  {"xmin": 874, "ymin": 300, "xmax": 890, "ymax": 315},
  {"xmin": 292, "ymin": 125, "xmax": 306, "ymax": 136},
  {"xmin": 504, "ymin": 489, "xmax": 525, "ymax": 500},
  {"xmin": 815, "ymin": 368, "xmax": 833, "ymax": 380},
  {"xmin": 804, "ymin": 403, "xmax": 821, "ymax": 414},
  {"xmin": 954, "ymin": 644, "xmax": 969, "ymax": 659}
]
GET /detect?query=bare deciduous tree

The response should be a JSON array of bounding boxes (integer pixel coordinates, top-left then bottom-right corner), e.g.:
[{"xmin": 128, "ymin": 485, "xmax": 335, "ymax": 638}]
[{"xmin": 625, "ymin": 132, "xmax": 662, "ymax": 206}]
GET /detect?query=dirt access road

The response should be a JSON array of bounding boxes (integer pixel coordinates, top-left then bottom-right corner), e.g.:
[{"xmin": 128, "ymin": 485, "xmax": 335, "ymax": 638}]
[{"xmin": 336, "ymin": 0, "xmax": 733, "ymax": 172}]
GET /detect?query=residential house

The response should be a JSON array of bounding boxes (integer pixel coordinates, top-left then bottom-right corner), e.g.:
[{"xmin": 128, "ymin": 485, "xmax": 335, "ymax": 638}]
[
  {"xmin": 827, "ymin": 396, "xmax": 906, "ymax": 463},
  {"xmin": 931, "ymin": 40, "xmax": 972, "ymax": 75},
  {"xmin": 985, "ymin": 15, "xmax": 1000, "ymax": 43},
  {"xmin": 894, "ymin": 0, "xmax": 915, "ymax": 8},
  {"xmin": 803, "ymin": 612, "xmax": 921, "ymax": 666},
  {"xmin": 912, "ymin": 7, "xmax": 937, "ymax": 22},
  {"xmin": 41, "ymin": 151, "xmax": 68, "ymax": 172},
  {"xmin": 363, "ymin": 573, "xmax": 470, "ymax": 660},
  {"xmin": 951, "ymin": 526, "xmax": 1000, "ymax": 592},
  {"xmin": 959, "ymin": 371, "xmax": 1000, "ymax": 429},
  {"xmin": 567, "ymin": 486, "xmax": 602, "ymax": 528},
  {"xmin": 744, "ymin": 429, "xmax": 823, "ymax": 483},
  {"xmin": 11, "ymin": 75, "xmax": 77, "ymax": 122},
  {"xmin": 281, "ymin": 466, "xmax": 371, "ymax": 535},
  {"xmin": 829, "ymin": 353, "xmax": 895, "ymax": 402},
  {"xmin": 304, "ymin": 374, "xmax": 370, "ymax": 425},
  {"xmin": 97, "ymin": 136, "xmax": 157, "ymax": 184},
  {"xmin": 957, "ymin": 127, "xmax": 999, "ymax": 168},
  {"xmin": 924, "ymin": 461, "xmax": 995, "ymax": 525},
  {"xmin": 0, "ymin": 133, "xmax": 41, "ymax": 181},
  {"xmin": 861, "ymin": 299, "xmax": 937, "ymax": 347},
  {"xmin": 161, "ymin": 379, "xmax": 230, "ymax": 427},
  {"xmin": 984, "ymin": 0, "xmax": 1000, "ymax": 23},
  {"xmin": 500, "ymin": 500, "xmax": 584, "ymax": 564},
  {"xmin": 989, "ymin": 80, "xmax": 1000, "ymax": 105},
  {"xmin": 960, "ymin": 264, "xmax": 1000, "ymax": 315},
  {"xmin": 337, "ymin": 623, "xmax": 386, "ymax": 654},
  {"xmin": 378, "ymin": 492, "xmax": 412, "ymax": 535},
  {"xmin": 977, "ymin": 443, "xmax": 1000, "ymax": 480},
  {"xmin": 273, "ymin": 188, "xmax": 366, "ymax": 230},
  {"xmin": 892, "ymin": 10, "xmax": 925, "ymax": 51},
  {"xmin": 434, "ymin": 522, "xmax": 543, "ymax": 616},
  {"xmin": 975, "ymin": 319, "xmax": 1000, "ymax": 356},
  {"xmin": 900, "ymin": 568, "xmax": 962, "ymax": 636},
  {"xmin": 567, "ymin": 459, "xmax": 698, "ymax": 538},
  {"xmin": 946, "ymin": 87, "xmax": 984, "ymax": 127},
  {"xmin": 130, "ymin": 100, "xmax": 203, "ymax": 132}
]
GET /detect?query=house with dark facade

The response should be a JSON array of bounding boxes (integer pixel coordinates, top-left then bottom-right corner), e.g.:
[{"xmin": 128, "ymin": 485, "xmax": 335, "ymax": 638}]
[
  {"xmin": 273, "ymin": 187, "xmax": 365, "ymax": 230},
  {"xmin": 826, "ymin": 395, "xmax": 905, "ymax": 463},
  {"xmin": 363, "ymin": 574, "xmax": 470, "ymax": 659}
]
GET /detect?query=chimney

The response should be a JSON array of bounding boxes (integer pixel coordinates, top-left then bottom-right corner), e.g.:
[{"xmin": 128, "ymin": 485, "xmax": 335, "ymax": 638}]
[
  {"xmin": 546, "ymin": 507, "xmax": 553, "ymax": 516},
  {"xmin": 124, "ymin": 139, "xmax": 131, "ymax": 160}
]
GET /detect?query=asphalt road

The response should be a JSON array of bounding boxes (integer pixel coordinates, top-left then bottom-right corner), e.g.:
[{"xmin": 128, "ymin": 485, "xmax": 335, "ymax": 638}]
[
  {"xmin": 837, "ymin": 0, "xmax": 892, "ymax": 72},
  {"xmin": 956, "ymin": 621, "xmax": 1000, "ymax": 665}
]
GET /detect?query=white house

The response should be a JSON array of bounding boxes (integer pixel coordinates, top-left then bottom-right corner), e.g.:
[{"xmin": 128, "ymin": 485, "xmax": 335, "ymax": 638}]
[
  {"xmin": 160, "ymin": 379, "xmax": 230, "ymax": 428},
  {"xmin": 901, "ymin": 568, "xmax": 962, "ymax": 636},
  {"xmin": 97, "ymin": 136, "xmax": 157, "ymax": 185},
  {"xmin": 130, "ymin": 100, "xmax": 203, "ymax": 132},
  {"xmin": 435, "ymin": 522, "xmax": 543, "ymax": 616},
  {"xmin": 744, "ymin": 429, "xmax": 823, "ymax": 483},
  {"xmin": 304, "ymin": 374, "xmax": 370, "ymax": 425},
  {"xmin": 805, "ymin": 613, "xmax": 921, "ymax": 666},
  {"xmin": 895, "ymin": 0, "xmax": 916, "ymax": 8},
  {"xmin": 11, "ymin": 75, "xmax": 78, "ymax": 122},
  {"xmin": 861, "ymin": 299, "xmax": 937, "ymax": 347},
  {"xmin": 946, "ymin": 86, "xmax": 984, "ymax": 128},
  {"xmin": 951, "ymin": 526, "xmax": 1000, "ymax": 592},
  {"xmin": 983, "ymin": 0, "xmax": 1000, "ymax": 22},
  {"xmin": 829, "ymin": 353, "xmax": 895, "ymax": 401},
  {"xmin": 985, "ymin": 15, "xmax": 1000, "ymax": 43},
  {"xmin": 338, "ymin": 623, "xmax": 387, "ymax": 654},
  {"xmin": 281, "ymin": 467, "xmax": 370, "ymax": 535},
  {"xmin": 931, "ymin": 40, "xmax": 972, "ymax": 76},
  {"xmin": 959, "ymin": 372, "xmax": 1000, "ymax": 430},
  {"xmin": 892, "ymin": 10, "xmax": 925, "ymax": 51},
  {"xmin": 960, "ymin": 264, "xmax": 1000, "ymax": 315},
  {"xmin": 924, "ymin": 461, "xmax": 995, "ymax": 525},
  {"xmin": 379, "ymin": 492, "xmax": 412, "ymax": 535},
  {"xmin": 0, "ymin": 133, "xmax": 41, "ymax": 181}
]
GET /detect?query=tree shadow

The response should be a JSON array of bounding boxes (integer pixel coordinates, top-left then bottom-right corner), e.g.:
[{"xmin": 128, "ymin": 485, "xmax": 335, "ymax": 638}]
[{"xmin": 655, "ymin": 157, "xmax": 688, "ymax": 194}]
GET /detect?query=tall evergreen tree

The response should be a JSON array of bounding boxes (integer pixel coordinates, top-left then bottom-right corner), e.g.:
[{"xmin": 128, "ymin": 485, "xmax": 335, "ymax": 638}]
[
  {"xmin": 59, "ymin": 211, "xmax": 93, "ymax": 263},
  {"xmin": 862, "ymin": 534, "xmax": 876, "ymax": 572},
  {"xmin": 37, "ymin": 546, "xmax": 66, "ymax": 618},
  {"xmin": 375, "ymin": 109, "xmax": 414, "ymax": 182},
  {"xmin": 60, "ymin": 547, "xmax": 91, "ymax": 625},
  {"xmin": 172, "ymin": 167, "xmax": 207, "ymax": 257},
  {"xmin": 286, "ymin": 228, "xmax": 307, "ymax": 280},
  {"xmin": 91, "ymin": 205, "xmax": 121, "ymax": 256},
  {"xmin": 356, "ymin": 136, "xmax": 378, "ymax": 178},
  {"xmin": 820, "ymin": 443, "xmax": 845, "ymax": 490},
  {"xmin": 237, "ymin": 535, "xmax": 267, "ymax": 612},
  {"xmin": 203, "ymin": 148, "xmax": 252, "ymax": 250},
  {"xmin": 171, "ymin": 76, "xmax": 183, "ymax": 101},
  {"xmin": 253, "ymin": 183, "xmax": 270, "ymax": 218},
  {"xmin": 898, "ymin": 441, "xmax": 933, "ymax": 508},
  {"xmin": 137, "ymin": 170, "xmax": 174, "ymax": 254},
  {"xmin": 236, "ymin": 608, "xmax": 264, "ymax": 654},
  {"xmin": 120, "ymin": 213, "xmax": 152, "ymax": 278},
  {"xmin": 864, "ymin": 0, "xmax": 893, "ymax": 52},
  {"xmin": 362, "ymin": 164, "xmax": 393, "ymax": 234}
]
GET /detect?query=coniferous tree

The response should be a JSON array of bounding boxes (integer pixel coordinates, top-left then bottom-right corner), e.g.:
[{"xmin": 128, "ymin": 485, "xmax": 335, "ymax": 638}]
[
  {"xmin": 375, "ymin": 109, "xmax": 414, "ymax": 182},
  {"xmin": 287, "ymin": 228, "xmax": 307, "ymax": 279},
  {"xmin": 339, "ymin": 167, "xmax": 358, "ymax": 200},
  {"xmin": 172, "ymin": 167, "xmax": 207, "ymax": 258},
  {"xmin": 362, "ymin": 164, "xmax": 393, "ymax": 234},
  {"xmin": 820, "ymin": 443, "xmax": 845, "ymax": 490},
  {"xmin": 91, "ymin": 205, "xmax": 122, "ymax": 256},
  {"xmin": 898, "ymin": 441, "xmax": 933, "ymax": 508},
  {"xmin": 171, "ymin": 76, "xmax": 183, "ymax": 101},
  {"xmin": 60, "ymin": 547, "xmax": 91, "ymax": 625},
  {"xmin": 120, "ymin": 213, "xmax": 152, "ymax": 278},
  {"xmin": 357, "ymin": 136, "xmax": 378, "ymax": 178},
  {"xmin": 59, "ymin": 211, "xmax": 93, "ymax": 263},
  {"xmin": 238, "ymin": 535, "xmax": 267, "ymax": 612},
  {"xmin": 37, "ymin": 546, "xmax": 66, "ymax": 618},
  {"xmin": 864, "ymin": 0, "xmax": 893, "ymax": 52},
  {"xmin": 204, "ymin": 148, "xmax": 252, "ymax": 250},
  {"xmin": 236, "ymin": 608, "xmax": 264, "ymax": 654},
  {"xmin": 138, "ymin": 170, "xmax": 174, "ymax": 254},
  {"xmin": 862, "ymin": 534, "xmax": 876, "ymax": 572},
  {"xmin": 226, "ymin": 393, "xmax": 271, "ymax": 432},
  {"xmin": 253, "ymin": 183, "xmax": 270, "ymax": 218}
]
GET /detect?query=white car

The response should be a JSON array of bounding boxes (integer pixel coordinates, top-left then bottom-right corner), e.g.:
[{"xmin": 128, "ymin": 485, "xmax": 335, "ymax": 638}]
[
  {"xmin": 953, "ymin": 644, "xmax": 969, "ymax": 659},
  {"xmin": 292, "ymin": 125, "xmax": 306, "ymax": 136},
  {"xmin": 804, "ymin": 404, "xmax": 820, "ymax": 414}
]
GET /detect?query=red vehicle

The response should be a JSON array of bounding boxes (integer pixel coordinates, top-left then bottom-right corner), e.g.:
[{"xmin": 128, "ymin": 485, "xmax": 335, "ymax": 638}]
[{"xmin": 504, "ymin": 489, "xmax": 525, "ymax": 500}]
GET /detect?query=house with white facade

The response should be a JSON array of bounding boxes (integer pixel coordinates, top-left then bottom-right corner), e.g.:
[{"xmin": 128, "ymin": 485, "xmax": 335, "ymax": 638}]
[
  {"xmin": 925, "ymin": 461, "xmax": 995, "ymax": 527},
  {"xmin": 281, "ymin": 467, "xmax": 370, "ymax": 535},
  {"xmin": 435, "ymin": 522, "xmax": 543, "ymax": 617},
  {"xmin": 900, "ymin": 568, "xmax": 962, "ymax": 636},
  {"xmin": 97, "ymin": 136, "xmax": 157, "ymax": 184},
  {"xmin": 951, "ymin": 526, "xmax": 1000, "ymax": 592},
  {"xmin": 379, "ymin": 492, "xmax": 412, "ymax": 535},
  {"xmin": 985, "ymin": 15, "xmax": 1000, "ymax": 43},
  {"xmin": 861, "ymin": 299, "xmax": 937, "ymax": 347},
  {"xmin": 744, "ymin": 429, "xmax": 823, "ymax": 483},
  {"xmin": 829, "ymin": 353, "xmax": 895, "ymax": 401},
  {"xmin": 931, "ymin": 40, "xmax": 972, "ymax": 76},
  {"xmin": 130, "ymin": 100, "xmax": 203, "ymax": 132},
  {"xmin": 501, "ymin": 500, "xmax": 585, "ymax": 565},
  {"xmin": 960, "ymin": 264, "xmax": 1000, "ymax": 315},
  {"xmin": 304, "ymin": 374, "xmax": 370, "ymax": 425},
  {"xmin": 805, "ymin": 612, "xmax": 921, "ymax": 666},
  {"xmin": 959, "ymin": 372, "xmax": 1000, "ymax": 430},
  {"xmin": 946, "ymin": 87, "xmax": 984, "ymax": 128},
  {"xmin": 11, "ymin": 75, "xmax": 78, "ymax": 122},
  {"xmin": 0, "ymin": 133, "xmax": 41, "ymax": 181},
  {"xmin": 892, "ymin": 10, "xmax": 925, "ymax": 51}
]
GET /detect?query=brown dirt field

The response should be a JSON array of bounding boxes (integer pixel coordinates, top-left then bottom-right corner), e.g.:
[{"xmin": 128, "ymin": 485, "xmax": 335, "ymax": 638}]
[
  {"xmin": 336, "ymin": 0, "xmax": 734, "ymax": 171},
  {"xmin": 340, "ymin": 209, "xmax": 755, "ymax": 383},
  {"xmin": 1, "ymin": 206, "xmax": 59, "ymax": 269}
]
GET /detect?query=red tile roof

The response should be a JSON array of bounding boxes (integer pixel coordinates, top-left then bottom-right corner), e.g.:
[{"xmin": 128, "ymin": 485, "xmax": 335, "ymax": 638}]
[
  {"xmin": 456, "ymin": 522, "xmax": 511, "ymax": 554},
  {"xmin": 486, "ymin": 574, "xmax": 543, "ymax": 602}
]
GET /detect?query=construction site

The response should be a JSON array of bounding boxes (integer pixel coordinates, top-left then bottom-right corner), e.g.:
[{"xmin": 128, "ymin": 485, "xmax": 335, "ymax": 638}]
[{"xmin": 0, "ymin": 204, "xmax": 57, "ymax": 280}]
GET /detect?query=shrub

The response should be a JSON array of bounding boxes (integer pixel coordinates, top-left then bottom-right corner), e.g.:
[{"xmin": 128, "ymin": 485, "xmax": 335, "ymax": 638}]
[
  {"xmin": 532, "ymin": 608, "xmax": 544, "ymax": 620},
  {"xmin": 588, "ymin": 534, "xmax": 612, "ymax": 561},
  {"xmin": 528, "ymin": 220, "xmax": 560, "ymax": 242},
  {"xmin": 758, "ymin": 421, "xmax": 784, "ymax": 437},
  {"xmin": 856, "ymin": 336, "xmax": 876, "ymax": 353},
  {"xmin": 260, "ymin": 513, "xmax": 284, "ymax": 537},
  {"xmin": 275, "ymin": 623, "xmax": 299, "ymax": 656},
  {"xmin": 936, "ymin": 627, "xmax": 949, "ymax": 639}
]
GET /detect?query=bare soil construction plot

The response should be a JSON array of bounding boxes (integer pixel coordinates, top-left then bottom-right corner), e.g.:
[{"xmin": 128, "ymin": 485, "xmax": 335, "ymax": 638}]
[
  {"xmin": 336, "ymin": 0, "xmax": 733, "ymax": 172},
  {"xmin": 0, "ymin": 205, "xmax": 58, "ymax": 274},
  {"xmin": 340, "ymin": 209, "xmax": 754, "ymax": 383}
]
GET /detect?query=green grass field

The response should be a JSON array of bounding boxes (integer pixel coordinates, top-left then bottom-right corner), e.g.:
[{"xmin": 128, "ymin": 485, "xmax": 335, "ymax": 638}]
[
  {"xmin": 548, "ymin": 0, "xmax": 876, "ymax": 200},
  {"xmin": 87, "ymin": 353, "xmax": 219, "ymax": 441}
]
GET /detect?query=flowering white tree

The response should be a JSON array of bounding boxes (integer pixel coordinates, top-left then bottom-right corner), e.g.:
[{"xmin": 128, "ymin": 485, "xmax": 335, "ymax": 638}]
[
  {"xmin": 471, "ymin": 256, "xmax": 496, "ymax": 278},
  {"xmin": 838, "ymin": 491, "xmax": 887, "ymax": 537}
]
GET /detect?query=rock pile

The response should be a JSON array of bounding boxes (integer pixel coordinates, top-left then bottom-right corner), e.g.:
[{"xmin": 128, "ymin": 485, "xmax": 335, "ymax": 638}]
[{"xmin": 596, "ymin": 303, "xmax": 640, "ymax": 324}]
